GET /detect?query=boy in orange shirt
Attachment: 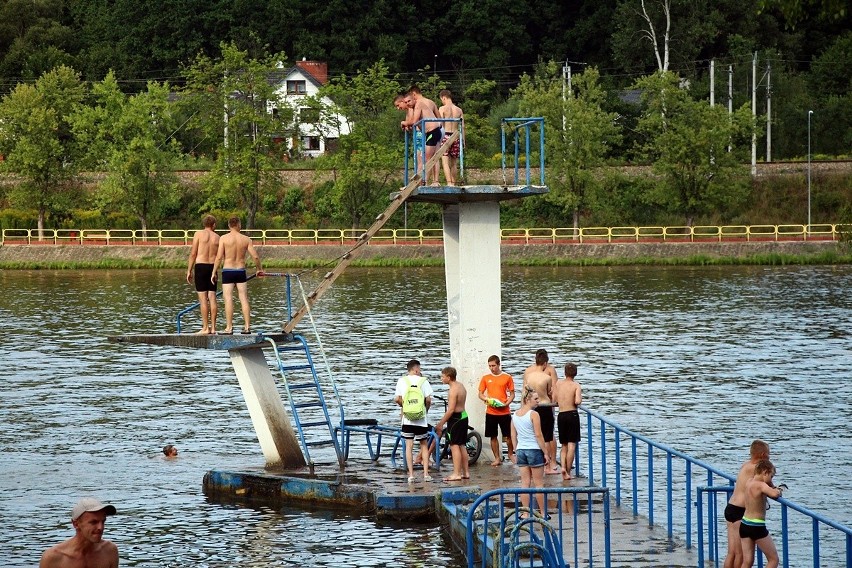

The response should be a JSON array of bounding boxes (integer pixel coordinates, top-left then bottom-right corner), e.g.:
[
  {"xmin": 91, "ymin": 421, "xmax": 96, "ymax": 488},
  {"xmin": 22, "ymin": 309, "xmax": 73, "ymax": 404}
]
[{"xmin": 478, "ymin": 355, "xmax": 515, "ymax": 465}]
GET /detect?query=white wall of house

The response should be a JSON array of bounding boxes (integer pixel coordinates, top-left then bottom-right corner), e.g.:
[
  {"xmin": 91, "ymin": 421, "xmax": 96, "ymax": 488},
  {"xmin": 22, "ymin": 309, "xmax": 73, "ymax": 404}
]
[{"xmin": 273, "ymin": 62, "xmax": 351, "ymax": 158}]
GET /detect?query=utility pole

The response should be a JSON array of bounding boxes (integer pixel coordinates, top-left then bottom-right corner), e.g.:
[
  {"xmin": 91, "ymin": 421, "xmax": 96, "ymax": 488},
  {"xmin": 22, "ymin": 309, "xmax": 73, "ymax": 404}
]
[
  {"xmin": 766, "ymin": 61, "xmax": 772, "ymax": 163},
  {"xmin": 710, "ymin": 59, "xmax": 715, "ymax": 106},
  {"xmin": 751, "ymin": 52, "xmax": 757, "ymax": 176},
  {"xmin": 562, "ymin": 61, "xmax": 569, "ymax": 132},
  {"xmin": 728, "ymin": 64, "xmax": 733, "ymax": 152}
]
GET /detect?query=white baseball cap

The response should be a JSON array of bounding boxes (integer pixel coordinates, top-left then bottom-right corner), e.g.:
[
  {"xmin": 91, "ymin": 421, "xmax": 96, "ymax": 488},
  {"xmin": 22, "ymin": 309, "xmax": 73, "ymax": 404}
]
[{"xmin": 71, "ymin": 497, "xmax": 117, "ymax": 521}]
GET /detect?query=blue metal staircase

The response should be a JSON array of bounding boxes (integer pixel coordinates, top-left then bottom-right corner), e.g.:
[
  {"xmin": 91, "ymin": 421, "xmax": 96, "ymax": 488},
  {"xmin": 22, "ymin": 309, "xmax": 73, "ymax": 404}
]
[{"xmin": 265, "ymin": 334, "xmax": 344, "ymax": 467}]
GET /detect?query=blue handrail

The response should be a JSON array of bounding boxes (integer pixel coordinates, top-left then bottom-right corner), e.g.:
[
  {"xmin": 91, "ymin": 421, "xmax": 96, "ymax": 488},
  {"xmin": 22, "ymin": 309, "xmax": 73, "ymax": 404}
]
[
  {"xmin": 465, "ymin": 487, "xmax": 611, "ymax": 568},
  {"xmin": 579, "ymin": 405, "xmax": 852, "ymax": 567}
]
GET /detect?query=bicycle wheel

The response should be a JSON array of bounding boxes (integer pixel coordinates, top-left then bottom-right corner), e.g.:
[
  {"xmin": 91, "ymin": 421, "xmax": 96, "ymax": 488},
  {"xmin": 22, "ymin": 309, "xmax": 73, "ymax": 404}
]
[
  {"xmin": 466, "ymin": 430, "xmax": 483, "ymax": 465},
  {"xmin": 440, "ymin": 433, "xmax": 452, "ymax": 462}
]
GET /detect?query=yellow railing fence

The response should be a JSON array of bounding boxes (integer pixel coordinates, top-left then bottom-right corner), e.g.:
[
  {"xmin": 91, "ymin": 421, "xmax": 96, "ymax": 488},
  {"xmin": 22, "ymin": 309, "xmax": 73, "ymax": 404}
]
[{"xmin": 0, "ymin": 225, "xmax": 845, "ymax": 246}]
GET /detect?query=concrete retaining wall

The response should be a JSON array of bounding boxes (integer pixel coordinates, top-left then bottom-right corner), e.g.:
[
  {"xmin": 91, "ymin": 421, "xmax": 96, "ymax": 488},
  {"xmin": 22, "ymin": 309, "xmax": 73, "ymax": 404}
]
[{"xmin": 0, "ymin": 240, "xmax": 843, "ymax": 266}]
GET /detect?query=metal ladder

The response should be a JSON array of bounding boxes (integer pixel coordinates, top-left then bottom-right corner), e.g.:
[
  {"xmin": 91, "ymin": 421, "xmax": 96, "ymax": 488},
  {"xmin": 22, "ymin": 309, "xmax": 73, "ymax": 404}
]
[{"xmin": 265, "ymin": 334, "xmax": 344, "ymax": 467}]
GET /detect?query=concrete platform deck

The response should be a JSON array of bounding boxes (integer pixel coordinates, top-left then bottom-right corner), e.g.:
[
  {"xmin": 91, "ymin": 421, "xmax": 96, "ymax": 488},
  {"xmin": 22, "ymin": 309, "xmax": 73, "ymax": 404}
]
[
  {"xmin": 203, "ymin": 453, "xmax": 699, "ymax": 567},
  {"xmin": 401, "ymin": 184, "xmax": 548, "ymax": 204},
  {"xmin": 108, "ymin": 332, "xmax": 293, "ymax": 350}
]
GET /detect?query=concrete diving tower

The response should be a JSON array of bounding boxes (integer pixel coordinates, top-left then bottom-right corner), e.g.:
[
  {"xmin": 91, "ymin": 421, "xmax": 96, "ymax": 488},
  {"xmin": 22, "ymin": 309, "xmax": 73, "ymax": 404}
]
[{"xmin": 403, "ymin": 117, "xmax": 549, "ymax": 463}]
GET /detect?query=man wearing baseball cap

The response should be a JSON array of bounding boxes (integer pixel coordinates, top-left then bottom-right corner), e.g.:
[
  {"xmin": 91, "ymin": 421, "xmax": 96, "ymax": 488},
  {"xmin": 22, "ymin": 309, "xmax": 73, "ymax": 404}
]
[{"xmin": 39, "ymin": 497, "xmax": 118, "ymax": 567}]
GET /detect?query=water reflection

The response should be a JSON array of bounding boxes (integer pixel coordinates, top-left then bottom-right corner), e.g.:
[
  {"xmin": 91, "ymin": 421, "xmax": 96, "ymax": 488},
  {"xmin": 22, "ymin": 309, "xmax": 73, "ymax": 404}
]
[{"xmin": 0, "ymin": 265, "xmax": 850, "ymax": 567}]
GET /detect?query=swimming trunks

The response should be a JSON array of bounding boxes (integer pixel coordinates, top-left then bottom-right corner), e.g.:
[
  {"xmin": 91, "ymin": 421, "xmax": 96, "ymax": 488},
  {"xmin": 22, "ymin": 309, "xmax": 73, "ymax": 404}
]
[
  {"xmin": 424, "ymin": 127, "xmax": 442, "ymax": 147},
  {"xmin": 401, "ymin": 424, "xmax": 430, "ymax": 441},
  {"xmin": 446, "ymin": 411, "xmax": 469, "ymax": 445},
  {"xmin": 557, "ymin": 410, "xmax": 581, "ymax": 444},
  {"xmin": 221, "ymin": 268, "xmax": 247, "ymax": 285},
  {"xmin": 440, "ymin": 132, "xmax": 461, "ymax": 158},
  {"xmin": 194, "ymin": 263, "xmax": 217, "ymax": 292},
  {"xmin": 484, "ymin": 413, "xmax": 511, "ymax": 438},
  {"xmin": 739, "ymin": 517, "xmax": 769, "ymax": 540},
  {"xmin": 724, "ymin": 503, "xmax": 746, "ymax": 523},
  {"xmin": 534, "ymin": 405, "xmax": 555, "ymax": 443}
]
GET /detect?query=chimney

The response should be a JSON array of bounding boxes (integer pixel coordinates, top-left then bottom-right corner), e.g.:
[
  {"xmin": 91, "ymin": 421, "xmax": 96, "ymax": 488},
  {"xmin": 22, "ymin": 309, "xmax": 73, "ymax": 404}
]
[{"xmin": 295, "ymin": 60, "xmax": 328, "ymax": 85}]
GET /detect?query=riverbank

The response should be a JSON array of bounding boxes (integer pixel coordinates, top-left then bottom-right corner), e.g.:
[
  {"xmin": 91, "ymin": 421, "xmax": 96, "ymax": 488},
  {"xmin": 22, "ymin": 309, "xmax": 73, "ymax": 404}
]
[{"xmin": 0, "ymin": 240, "xmax": 848, "ymax": 269}]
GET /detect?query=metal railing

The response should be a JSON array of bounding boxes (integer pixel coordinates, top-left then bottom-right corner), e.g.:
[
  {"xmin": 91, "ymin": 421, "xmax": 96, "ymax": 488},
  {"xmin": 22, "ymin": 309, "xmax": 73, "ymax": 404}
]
[
  {"xmin": 696, "ymin": 486, "xmax": 852, "ymax": 568},
  {"xmin": 578, "ymin": 406, "xmax": 852, "ymax": 568},
  {"xmin": 2, "ymin": 224, "xmax": 848, "ymax": 246},
  {"xmin": 465, "ymin": 487, "xmax": 611, "ymax": 568}
]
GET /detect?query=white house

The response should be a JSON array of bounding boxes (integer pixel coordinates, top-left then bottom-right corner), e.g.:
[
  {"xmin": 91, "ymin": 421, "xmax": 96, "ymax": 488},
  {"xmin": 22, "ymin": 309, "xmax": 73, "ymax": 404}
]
[{"xmin": 271, "ymin": 59, "xmax": 351, "ymax": 158}]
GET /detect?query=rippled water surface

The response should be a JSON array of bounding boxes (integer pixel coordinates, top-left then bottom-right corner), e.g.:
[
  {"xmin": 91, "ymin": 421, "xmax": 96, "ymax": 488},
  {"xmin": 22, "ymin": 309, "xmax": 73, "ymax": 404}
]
[{"xmin": 1, "ymin": 265, "xmax": 850, "ymax": 566}]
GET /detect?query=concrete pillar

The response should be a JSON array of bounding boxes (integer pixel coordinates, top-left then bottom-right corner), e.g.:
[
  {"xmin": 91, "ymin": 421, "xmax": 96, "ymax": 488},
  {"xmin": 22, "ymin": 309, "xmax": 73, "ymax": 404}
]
[
  {"xmin": 229, "ymin": 347, "xmax": 307, "ymax": 469},
  {"xmin": 442, "ymin": 202, "xmax": 502, "ymax": 462}
]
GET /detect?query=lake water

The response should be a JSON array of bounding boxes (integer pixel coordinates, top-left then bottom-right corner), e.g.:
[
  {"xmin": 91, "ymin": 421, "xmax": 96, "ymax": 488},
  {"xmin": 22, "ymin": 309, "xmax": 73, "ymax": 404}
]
[{"xmin": 0, "ymin": 265, "xmax": 850, "ymax": 567}]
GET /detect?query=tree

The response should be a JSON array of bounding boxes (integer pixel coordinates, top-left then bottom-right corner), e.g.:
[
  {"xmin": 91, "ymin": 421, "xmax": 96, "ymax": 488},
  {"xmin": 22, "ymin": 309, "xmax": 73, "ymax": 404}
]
[
  {"xmin": 634, "ymin": 71, "xmax": 753, "ymax": 225},
  {"xmin": 74, "ymin": 74, "xmax": 181, "ymax": 232},
  {"xmin": 315, "ymin": 60, "xmax": 404, "ymax": 226},
  {"xmin": 514, "ymin": 62, "xmax": 621, "ymax": 229},
  {"xmin": 0, "ymin": 65, "xmax": 84, "ymax": 238},
  {"xmin": 183, "ymin": 42, "xmax": 295, "ymax": 228},
  {"xmin": 0, "ymin": 0, "xmax": 77, "ymax": 81},
  {"xmin": 756, "ymin": 0, "xmax": 847, "ymax": 25}
]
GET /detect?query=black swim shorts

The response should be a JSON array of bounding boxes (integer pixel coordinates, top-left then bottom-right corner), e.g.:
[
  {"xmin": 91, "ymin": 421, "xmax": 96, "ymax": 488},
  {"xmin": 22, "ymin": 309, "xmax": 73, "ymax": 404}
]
[
  {"xmin": 221, "ymin": 268, "xmax": 247, "ymax": 284},
  {"xmin": 558, "ymin": 410, "xmax": 581, "ymax": 444},
  {"xmin": 534, "ymin": 405, "xmax": 555, "ymax": 443},
  {"xmin": 446, "ymin": 413, "xmax": 469, "ymax": 446},
  {"xmin": 194, "ymin": 263, "xmax": 217, "ymax": 292},
  {"xmin": 484, "ymin": 414, "xmax": 512, "ymax": 438},
  {"xmin": 739, "ymin": 519, "xmax": 769, "ymax": 540},
  {"xmin": 424, "ymin": 127, "xmax": 442, "ymax": 146},
  {"xmin": 724, "ymin": 503, "xmax": 746, "ymax": 523}
]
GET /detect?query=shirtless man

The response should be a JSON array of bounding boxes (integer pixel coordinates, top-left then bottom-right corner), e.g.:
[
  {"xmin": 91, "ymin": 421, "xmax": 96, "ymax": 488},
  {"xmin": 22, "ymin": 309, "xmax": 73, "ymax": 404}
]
[
  {"xmin": 723, "ymin": 440, "xmax": 771, "ymax": 568},
  {"xmin": 740, "ymin": 459, "xmax": 783, "ymax": 568},
  {"xmin": 212, "ymin": 216, "xmax": 263, "ymax": 334},
  {"xmin": 438, "ymin": 89, "xmax": 463, "ymax": 186},
  {"xmin": 401, "ymin": 86, "xmax": 441, "ymax": 185},
  {"xmin": 40, "ymin": 497, "xmax": 118, "ymax": 568},
  {"xmin": 434, "ymin": 366, "xmax": 469, "ymax": 482},
  {"xmin": 523, "ymin": 349, "xmax": 560, "ymax": 474},
  {"xmin": 554, "ymin": 362, "xmax": 582, "ymax": 480},
  {"xmin": 186, "ymin": 214, "xmax": 220, "ymax": 334}
]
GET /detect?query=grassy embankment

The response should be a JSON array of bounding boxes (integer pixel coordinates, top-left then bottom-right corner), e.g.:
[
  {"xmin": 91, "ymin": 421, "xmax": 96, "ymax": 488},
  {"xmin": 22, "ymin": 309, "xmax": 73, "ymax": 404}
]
[{"xmin": 1, "ymin": 248, "xmax": 849, "ymax": 270}]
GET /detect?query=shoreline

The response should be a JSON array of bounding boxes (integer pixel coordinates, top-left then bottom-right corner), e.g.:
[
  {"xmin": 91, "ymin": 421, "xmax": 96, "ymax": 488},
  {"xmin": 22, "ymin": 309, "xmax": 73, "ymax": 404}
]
[{"xmin": 0, "ymin": 241, "xmax": 848, "ymax": 269}]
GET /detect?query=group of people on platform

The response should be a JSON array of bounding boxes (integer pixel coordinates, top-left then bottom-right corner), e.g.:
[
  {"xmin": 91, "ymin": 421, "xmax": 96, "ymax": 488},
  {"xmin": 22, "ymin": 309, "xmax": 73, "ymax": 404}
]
[
  {"xmin": 185, "ymin": 214, "xmax": 263, "ymax": 335},
  {"xmin": 392, "ymin": 349, "xmax": 583, "ymax": 515},
  {"xmin": 394, "ymin": 86, "xmax": 463, "ymax": 187}
]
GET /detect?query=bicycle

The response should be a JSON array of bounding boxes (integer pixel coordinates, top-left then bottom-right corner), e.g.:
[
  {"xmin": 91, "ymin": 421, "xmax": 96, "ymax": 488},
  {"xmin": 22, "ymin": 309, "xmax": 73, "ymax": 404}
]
[{"xmin": 431, "ymin": 394, "xmax": 483, "ymax": 467}]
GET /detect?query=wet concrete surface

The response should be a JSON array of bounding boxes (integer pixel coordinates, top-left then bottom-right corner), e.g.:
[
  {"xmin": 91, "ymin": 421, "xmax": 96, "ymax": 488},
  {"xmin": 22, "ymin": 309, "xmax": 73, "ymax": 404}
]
[{"xmin": 204, "ymin": 451, "xmax": 699, "ymax": 567}]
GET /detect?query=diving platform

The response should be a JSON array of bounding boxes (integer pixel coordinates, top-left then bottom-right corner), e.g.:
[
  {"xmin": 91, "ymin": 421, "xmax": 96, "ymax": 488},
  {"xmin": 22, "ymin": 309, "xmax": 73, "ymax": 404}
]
[
  {"xmin": 109, "ymin": 332, "xmax": 292, "ymax": 350},
  {"xmin": 402, "ymin": 184, "xmax": 548, "ymax": 204}
]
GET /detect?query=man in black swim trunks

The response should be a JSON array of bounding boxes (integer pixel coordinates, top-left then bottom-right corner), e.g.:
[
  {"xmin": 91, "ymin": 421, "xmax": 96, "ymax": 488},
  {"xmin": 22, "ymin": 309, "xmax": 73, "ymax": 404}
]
[
  {"xmin": 186, "ymin": 214, "xmax": 220, "ymax": 334},
  {"xmin": 401, "ymin": 86, "xmax": 441, "ymax": 185},
  {"xmin": 554, "ymin": 362, "xmax": 582, "ymax": 480},
  {"xmin": 212, "ymin": 216, "xmax": 263, "ymax": 334}
]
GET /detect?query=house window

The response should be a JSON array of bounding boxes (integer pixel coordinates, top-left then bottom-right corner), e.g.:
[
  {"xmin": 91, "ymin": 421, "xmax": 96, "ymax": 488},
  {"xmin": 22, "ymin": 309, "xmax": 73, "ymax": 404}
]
[
  {"xmin": 287, "ymin": 80, "xmax": 306, "ymax": 94},
  {"xmin": 302, "ymin": 136, "xmax": 321, "ymax": 151}
]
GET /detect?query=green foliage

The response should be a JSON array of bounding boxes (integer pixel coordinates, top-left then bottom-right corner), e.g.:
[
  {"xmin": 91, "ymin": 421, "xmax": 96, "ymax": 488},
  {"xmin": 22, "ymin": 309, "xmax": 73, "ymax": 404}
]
[
  {"xmin": 513, "ymin": 62, "xmax": 620, "ymax": 228},
  {"xmin": 320, "ymin": 132, "xmax": 398, "ymax": 228},
  {"xmin": 72, "ymin": 75, "xmax": 181, "ymax": 230},
  {"xmin": 0, "ymin": 65, "xmax": 85, "ymax": 235},
  {"xmin": 183, "ymin": 42, "xmax": 294, "ymax": 228},
  {"xmin": 756, "ymin": 0, "xmax": 847, "ymax": 25},
  {"xmin": 634, "ymin": 71, "xmax": 753, "ymax": 225}
]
